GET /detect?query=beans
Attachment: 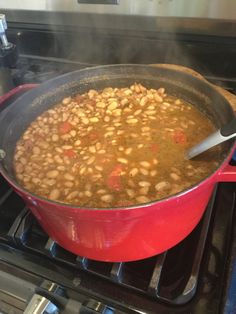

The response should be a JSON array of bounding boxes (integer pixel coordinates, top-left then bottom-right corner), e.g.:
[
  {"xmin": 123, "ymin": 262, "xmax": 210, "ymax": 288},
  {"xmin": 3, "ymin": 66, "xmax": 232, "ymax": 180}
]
[
  {"xmin": 139, "ymin": 186, "xmax": 149, "ymax": 195},
  {"xmin": 153, "ymin": 158, "xmax": 159, "ymax": 165},
  {"xmin": 117, "ymin": 157, "xmax": 128, "ymax": 164},
  {"xmin": 170, "ymin": 173, "xmax": 180, "ymax": 181},
  {"xmin": 124, "ymin": 147, "xmax": 132, "ymax": 155},
  {"xmin": 64, "ymin": 173, "xmax": 75, "ymax": 181},
  {"xmin": 54, "ymin": 156, "xmax": 63, "ymax": 164},
  {"xmin": 74, "ymin": 139, "xmax": 81, "ymax": 146},
  {"xmin": 49, "ymin": 189, "xmax": 60, "ymax": 200},
  {"xmin": 140, "ymin": 168, "xmax": 149, "ymax": 176},
  {"xmin": 126, "ymin": 118, "xmax": 138, "ymax": 124},
  {"xmin": 145, "ymin": 110, "xmax": 156, "ymax": 116},
  {"xmin": 140, "ymin": 96, "xmax": 148, "ymax": 106},
  {"xmin": 96, "ymin": 101, "xmax": 106, "ymax": 108},
  {"xmin": 107, "ymin": 102, "xmax": 118, "ymax": 111},
  {"xmin": 127, "ymin": 189, "xmax": 135, "ymax": 197},
  {"xmin": 79, "ymin": 166, "xmax": 86, "ymax": 175},
  {"xmin": 62, "ymin": 97, "xmax": 71, "ymax": 105},
  {"xmin": 52, "ymin": 134, "xmax": 59, "ymax": 142},
  {"xmin": 66, "ymin": 191, "xmax": 78, "ymax": 200},
  {"xmin": 20, "ymin": 157, "xmax": 27, "ymax": 165},
  {"xmin": 140, "ymin": 161, "xmax": 151, "ymax": 168},
  {"xmin": 88, "ymin": 167, "xmax": 93, "ymax": 174},
  {"xmin": 45, "ymin": 179, "xmax": 56, "ymax": 186},
  {"xmin": 32, "ymin": 146, "xmax": 40, "ymax": 154},
  {"xmin": 15, "ymin": 164, "xmax": 24, "ymax": 174},
  {"xmin": 138, "ymin": 181, "xmax": 151, "ymax": 187},
  {"xmin": 14, "ymin": 83, "xmax": 215, "ymax": 209},
  {"xmin": 117, "ymin": 130, "xmax": 125, "ymax": 135},
  {"xmin": 87, "ymin": 156, "xmax": 95, "ymax": 165},
  {"xmin": 55, "ymin": 147, "xmax": 63, "ymax": 153},
  {"xmin": 150, "ymin": 170, "xmax": 157, "ymax": 177},
  {"xmin": 112, "ymin": 109, "xmax": 122, "ymax": 116},
  {"xmin": 64, "ymin": 181, "xmax": 74, "ymax": 187},
  {"xmin": 96, "ymin": 142, "xmax": 102, "ymax": 150},
  {"xmin": 95, "ymin": 165, "xmax": 103, "ymax": 171},
  {"xmin": 104, "ymin": 116, "xmax": 110, "ymax": 122},
  {"xmin": 136, "ymin": 196, "xmax": 150, "ymax": 203},
  {"xmin": 89, "ymin": 146, "xmax": 96, "ymax": 153},
  {"xmin": 90, "ymin": 117, "xmax": 99, "ymax": 123},
  {"xmin": 141, "ymin": 127, "xmax": 150, "ymax": 132},
  {"xmin": 134, "ymin": 109, "xmax": 142, "ymax": 115},
  {"xmin": 62, "ymin": 145, "xmax": 73, "ymax": 149},
  {"xmin": 129, "ymin": 168, "xmax": 138, "ymax": 177},
  {"xmin": 81, "ymin": 117, "xmax": 89, "ymax": 125},
  {"xmin": 101, "ymin": 194, "xmax": 113, "ymax": 203},
  {"xmin": 97, "ymin": 189, "xmax": 106, "ymax": 194},
  {"xmin": 70, "ymin": 130, "xmax": 77, "ymax": 137},
  {"xmin": 155, "ymin": 181, "xmax": 169, "ymax": 191},
  {"xmin": 104, "ymin": 131, "xmax": 113, "ymax": 138},
  {"xmin": 84, "ymin": 190, "xmax": 92, "ymax": 197},
  {"xmin": 46, "ymin": 170, "xmax": 59, "ymax": 178},
  {"xmin": 98, "ymin": 149, "xmax": 105, "ymax": 154}
]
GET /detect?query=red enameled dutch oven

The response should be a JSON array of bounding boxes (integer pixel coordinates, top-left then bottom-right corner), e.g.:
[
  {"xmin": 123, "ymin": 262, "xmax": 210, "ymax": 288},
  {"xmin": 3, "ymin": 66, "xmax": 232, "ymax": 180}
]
[{"xmin": 0, "ymin": 65, "xmax": 235, "ymax": 262}]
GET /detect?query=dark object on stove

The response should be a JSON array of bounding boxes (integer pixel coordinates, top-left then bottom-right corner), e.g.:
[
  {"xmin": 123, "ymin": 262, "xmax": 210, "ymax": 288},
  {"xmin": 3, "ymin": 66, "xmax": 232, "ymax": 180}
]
[
  {"xmin": 0, "ymin": 64, "xmax": 236, "ymax": 262},
  {"xmin": 0, "ymin": 68, "xmax": 14, "ymax": 95}
]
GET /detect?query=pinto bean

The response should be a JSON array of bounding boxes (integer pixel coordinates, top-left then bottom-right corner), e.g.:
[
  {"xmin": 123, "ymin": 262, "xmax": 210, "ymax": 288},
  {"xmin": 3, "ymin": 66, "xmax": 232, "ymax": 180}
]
[
  {"xmin": 101, "ymin": 194, "xmax": 113, "ymax": 203},
  {"xmin": 49, "ymin": 189, "xmax": 60, "ymax": 200},
  {"xmin": 170, "ymin": 173, "xmax": 180, "ymax": 181},
  {"xmin": 46, "ymin": 170, "xmax": 59, "ymax": 178},
  {"xmin": 155, "ymin": 181, "xmax": 170, "ymax": 191},
  {"xmin": 136, "ymin": 196, "xmax": 150, "ymax": 203},
  {"xmin": 64, "ymin": 173, "xmax": 75, "ymax": 181}
]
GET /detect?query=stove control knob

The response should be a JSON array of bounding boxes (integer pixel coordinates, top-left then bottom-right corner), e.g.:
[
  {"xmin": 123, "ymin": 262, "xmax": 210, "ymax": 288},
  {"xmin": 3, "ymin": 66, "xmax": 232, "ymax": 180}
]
[
  {"xmin": 0, "ymin": 14, "xmax": 7, "ymax": 33},
  {"xmin": 0, "ymin": 14, "xmax": 12, "ymax": 49}
]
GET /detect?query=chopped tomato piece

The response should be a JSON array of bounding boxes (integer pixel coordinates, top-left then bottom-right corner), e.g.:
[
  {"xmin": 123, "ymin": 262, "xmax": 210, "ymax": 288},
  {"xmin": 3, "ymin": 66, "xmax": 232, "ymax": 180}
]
[
  {"xmin": 107, "ymin": 175, "xmax": 122, "ymax": 192},
  {"xmin": 58, "ymin": 121, "xmax": 73, "ymax": 134},
  {"xmin": 173, "ymin": 130, "xmax": 187, "ymax": 144},
  {"xmin": 149, "ymin": 143, "xmax": 159, "ymax": 153},
  {"xmin": 107, "ymin": 164, "xmax": 124, "ymax": 191},
  {"xmin": 88, "ymin": 132, "xmax": 99, "ymax": 141},
  {"xmin": 64, "ymin": 149, "xmax": 76, "ymax": 158},
  {"xmin": 110, "ymin": 164, "xmax": 123, "ymax": 176}
]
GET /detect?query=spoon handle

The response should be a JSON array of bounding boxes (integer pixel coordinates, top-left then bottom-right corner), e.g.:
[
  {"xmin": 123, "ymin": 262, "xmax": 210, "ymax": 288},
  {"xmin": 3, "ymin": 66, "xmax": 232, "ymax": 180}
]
[
  {"xmin": 221, "ymin": 117, "xmax": 236, "ymax": 136},
  {"xmin": 186, "ymin": 117, "xmax": 236, "ymax": 160}
]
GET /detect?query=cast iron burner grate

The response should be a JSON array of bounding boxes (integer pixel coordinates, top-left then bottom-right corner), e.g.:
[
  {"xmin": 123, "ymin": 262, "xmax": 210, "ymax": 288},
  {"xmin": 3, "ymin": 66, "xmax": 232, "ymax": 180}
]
[{"xmin": 0, "ymin": 173, "xmax": 216, "ymax": 306}]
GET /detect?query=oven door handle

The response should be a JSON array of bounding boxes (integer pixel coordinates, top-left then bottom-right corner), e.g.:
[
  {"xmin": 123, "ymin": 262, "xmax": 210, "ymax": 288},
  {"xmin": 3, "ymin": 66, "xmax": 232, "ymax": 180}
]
[{"xmin": 23, "ymin": 293, "xmax": 59, "ymax": 314}]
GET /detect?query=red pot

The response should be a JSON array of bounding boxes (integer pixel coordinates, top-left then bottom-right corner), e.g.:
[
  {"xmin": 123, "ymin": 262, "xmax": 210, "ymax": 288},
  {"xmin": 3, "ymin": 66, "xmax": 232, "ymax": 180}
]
[{"xmin": 0, "ymin": 65, "xmax": 235, "ymax": 262}]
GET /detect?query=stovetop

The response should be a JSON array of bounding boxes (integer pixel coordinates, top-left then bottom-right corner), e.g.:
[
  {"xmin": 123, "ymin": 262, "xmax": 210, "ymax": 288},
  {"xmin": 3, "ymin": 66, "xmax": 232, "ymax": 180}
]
[{"xmin": 0, "ymin": 26, "xmax": 236, "ymax": 313}]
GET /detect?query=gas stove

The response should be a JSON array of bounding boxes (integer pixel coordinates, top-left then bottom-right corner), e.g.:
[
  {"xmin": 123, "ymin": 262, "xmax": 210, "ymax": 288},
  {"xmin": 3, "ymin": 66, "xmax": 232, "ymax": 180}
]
[{"xmin": 0, "ymin": 23, "xmax": 236, "ymax": 314}]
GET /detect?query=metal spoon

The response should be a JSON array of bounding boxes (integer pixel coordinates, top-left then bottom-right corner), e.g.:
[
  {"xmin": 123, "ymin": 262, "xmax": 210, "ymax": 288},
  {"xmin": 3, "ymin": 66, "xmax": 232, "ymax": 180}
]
[{"xmin": 186, "ymin": 117, "xmax": 236, "ymax": 159}]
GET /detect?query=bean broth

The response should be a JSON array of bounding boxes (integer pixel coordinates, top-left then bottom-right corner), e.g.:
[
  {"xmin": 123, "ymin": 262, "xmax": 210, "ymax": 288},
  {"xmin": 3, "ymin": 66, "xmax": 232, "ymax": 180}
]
[{"xmin": 14, "ymin": 83, "xmax": 219, "ymax": 207}]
